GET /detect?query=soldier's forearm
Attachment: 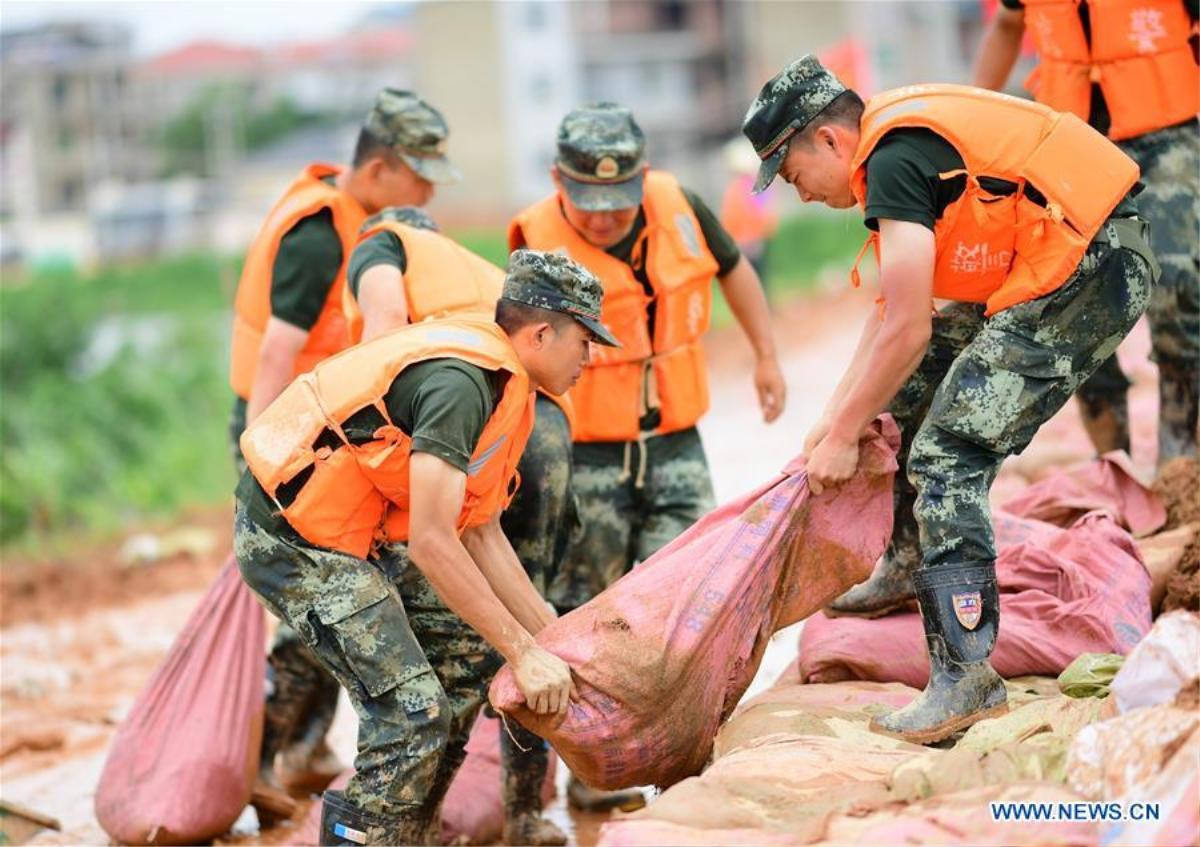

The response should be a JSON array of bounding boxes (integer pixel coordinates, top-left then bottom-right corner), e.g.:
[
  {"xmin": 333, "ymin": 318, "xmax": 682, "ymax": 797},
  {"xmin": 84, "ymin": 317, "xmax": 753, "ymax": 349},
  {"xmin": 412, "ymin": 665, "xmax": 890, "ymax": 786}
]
[
  {"xmin": 462, "ymin": 520, "xmax": 556, "ymax": 636},
  {"xmin": 971, "ymin": 7, "xmax": 1025, "ymax": 91}
]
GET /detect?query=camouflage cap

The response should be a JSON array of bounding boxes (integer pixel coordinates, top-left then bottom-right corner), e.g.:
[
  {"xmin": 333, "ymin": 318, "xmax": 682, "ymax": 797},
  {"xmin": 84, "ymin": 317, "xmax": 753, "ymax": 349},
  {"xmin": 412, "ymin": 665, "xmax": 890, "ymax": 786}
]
[
  {"xmin": 555, "ymin": 103, "xmax": 646, "ymax": 212},
  {"xmin": 360, "ymin": 205, "xmax": 440, "ymax": 234},
  {"xmin": 501, "ymin": 249, "xmax": 620, "ymax": 347},
  {"xmin": 364, "ymin": 88, "xmax": 461, "ymax": 185},
  {"xmin": 742, "ymin": 55, "xmax": 847, "ymax": 193}
]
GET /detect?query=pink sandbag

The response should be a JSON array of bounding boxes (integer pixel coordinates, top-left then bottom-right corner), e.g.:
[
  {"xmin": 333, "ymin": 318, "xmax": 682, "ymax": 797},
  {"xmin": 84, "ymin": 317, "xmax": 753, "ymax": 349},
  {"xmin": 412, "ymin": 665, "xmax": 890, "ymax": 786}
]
[
  {"xmin": 489, "ymin": 418, "xmax": 900, "ymax": 790},
  {"xmin": 95, "ymin": 555, "xmax": 266, "ymax": 845},
  {"xmin": 439, "ymin": 713, "xmax": 557, "ymax": 845},
  {"xmin": 999, "ymin": 452, "xmax": 1166, "ymax": 536},
  {"xmin": 796, "ymin": 512, "xmax": 1153, "ymax": 687}
]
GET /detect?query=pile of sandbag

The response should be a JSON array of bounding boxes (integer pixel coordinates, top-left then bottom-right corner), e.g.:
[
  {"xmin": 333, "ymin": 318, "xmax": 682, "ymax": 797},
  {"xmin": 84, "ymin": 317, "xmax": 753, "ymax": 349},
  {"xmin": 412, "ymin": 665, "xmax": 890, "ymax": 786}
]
[
  {"xmin": 792, "ymin": 454, "xmax": 1163, "ymax": 688},
  {"xmin": 490, "ymin": 418, "xmax": 901, "ymax": 790}
]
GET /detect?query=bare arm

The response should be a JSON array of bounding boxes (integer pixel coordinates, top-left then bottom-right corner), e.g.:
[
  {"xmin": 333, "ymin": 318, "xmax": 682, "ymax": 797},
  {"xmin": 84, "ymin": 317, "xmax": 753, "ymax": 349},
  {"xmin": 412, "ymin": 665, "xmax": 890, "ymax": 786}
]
[
  {"xmin": 807, "ymin": 220, "xmax": 935, "ymax": 492},
  {"xmin": 972, "ymin": 5, "xmax": 1026, "ymax": 91},
  {"xmin": 246, "ymin": 317, "xmax": 309, "ymax": 422},
  {"xmin": 717, "ymin": 255, "xmax": 786, "ymax": 422},
  {"xmin": 407, "ymin": 452, "xmax": 572, "ymax": 716},
  {"xmin": 461, "ymin": 514, "xmax": 556, "ymax": 636},
  {"xmin": 358, "ymin": 264, "xmax": 411, "ymax": 342}
]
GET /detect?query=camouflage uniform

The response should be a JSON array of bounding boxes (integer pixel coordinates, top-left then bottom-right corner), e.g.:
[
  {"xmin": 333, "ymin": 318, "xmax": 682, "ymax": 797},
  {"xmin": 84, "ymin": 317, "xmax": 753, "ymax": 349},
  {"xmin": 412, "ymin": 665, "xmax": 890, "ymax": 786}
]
[
  {"xmin": 744, "ymin": 54, "xmax": 1158, "ymax": 743},
  {"xmin": 236, "ymin": 249, "xmax": 614, "ymax": 842}
]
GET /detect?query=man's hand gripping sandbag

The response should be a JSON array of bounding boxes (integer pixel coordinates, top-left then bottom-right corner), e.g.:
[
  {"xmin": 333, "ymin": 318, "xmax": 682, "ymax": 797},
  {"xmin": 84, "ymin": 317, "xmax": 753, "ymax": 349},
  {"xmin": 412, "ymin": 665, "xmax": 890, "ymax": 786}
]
[{"xmin": 489, "ymin": 416, "xmax": 900, "ymax": 790}]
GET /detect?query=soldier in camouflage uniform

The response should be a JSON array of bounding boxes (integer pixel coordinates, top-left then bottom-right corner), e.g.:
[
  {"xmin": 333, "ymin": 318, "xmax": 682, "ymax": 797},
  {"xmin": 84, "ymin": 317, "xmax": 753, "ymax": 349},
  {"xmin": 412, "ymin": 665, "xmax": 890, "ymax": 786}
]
[
  {"xmin": 973, "ymin": 0, "xmax": 1199, "ymax": 462},
  {"xmin": 744, "ymin": 56, "xmax": 1158, "ymax": 743},
  {"xmin": 508, "ymin": 104, "xmax": 786, "ymax": 810},
  {"xmin": 346, "ymin": 204, "xmax": 573, "ymax": 845},
  {"xmin": 235, "ymin": 249, "xmax": 618, "ymax": 845},
  {"xmin": 227, "ymin": 90, "xmax": 462, "ymax": 804}
]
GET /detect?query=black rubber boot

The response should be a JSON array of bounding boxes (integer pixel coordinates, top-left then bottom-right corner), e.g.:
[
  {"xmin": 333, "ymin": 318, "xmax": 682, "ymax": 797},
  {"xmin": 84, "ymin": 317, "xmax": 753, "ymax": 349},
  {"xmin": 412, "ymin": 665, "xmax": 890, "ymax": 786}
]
[
  {"xmin": 501, "ymin": 723, "xmax": 567, "ymax": 846},
  {"xmin": 278, "ymin": 674, "xmax": 344, "ymax": 795},
  {"xmin": 1077, "ymin": 390, "xmax": 1132, "ymax": 456},
  {"xmin": 827, "ymin": 500, "xmax": 922, "ymax": 618},
  {"xmin": 566, "ymin": 776, "xmax": 646, "ymax": 813},
  {"xmin": 1158, "ymin": 359, "xmax": 1199, "ymax": 464},
  {"xmin": 869, "ymin": 564, "xmax": 1008, "ymax": 745},
  {"xmin": 319, "ymin": 789, "xmax": 426, "ymax": 846}
]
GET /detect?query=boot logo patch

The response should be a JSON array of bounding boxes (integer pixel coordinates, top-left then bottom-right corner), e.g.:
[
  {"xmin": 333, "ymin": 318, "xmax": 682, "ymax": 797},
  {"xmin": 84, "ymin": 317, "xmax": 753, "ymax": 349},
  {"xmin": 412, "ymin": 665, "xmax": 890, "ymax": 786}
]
[
  {"xmin": 953, "ymin": 591, "xmax": 982, "ymax": 630},
  {"xmin": 333, "ymin": 823, "xmax": 368, "ymax": 845}
]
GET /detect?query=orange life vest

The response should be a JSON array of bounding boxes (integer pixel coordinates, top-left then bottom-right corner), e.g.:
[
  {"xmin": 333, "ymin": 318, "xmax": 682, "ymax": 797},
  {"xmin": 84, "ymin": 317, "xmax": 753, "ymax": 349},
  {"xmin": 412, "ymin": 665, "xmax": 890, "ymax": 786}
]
[
  {"xmin": 508, "ymin": 171, "xmax": 719, "ymax": 442},
  {"xmin": 1021, "ymin": 0, "xmax": 1198, "ymax": 140},
  {"xmin": 240, "ymin": 317, "xmax": 535, "ymax": 558},
  {"xmin": 849, "ymin": 84, "xmax": 1140, "ymax": 316},
  {"xmin": 229, "ymin": 164, "xmax": 367, "ymax": 400},
  {"xmin": 343, "ymin": 219, "xmax": 504, "ymax": 344},
  {"xmin": 344, "ymin": 219, "xmax": 577, "ymax": 431}
]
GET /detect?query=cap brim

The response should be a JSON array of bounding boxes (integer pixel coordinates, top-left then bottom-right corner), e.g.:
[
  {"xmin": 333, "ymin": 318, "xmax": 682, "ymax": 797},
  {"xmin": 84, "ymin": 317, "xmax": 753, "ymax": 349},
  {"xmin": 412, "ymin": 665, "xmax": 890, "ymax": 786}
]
[
  {"xmin": 400, "ymin": 152, "xmax": 461, "ymax": 185},
  {"xmin": 559, "ymin": 172, "xmax": 644, "ymax": 212},
  {"xmin": 574, "ymin": 314, "xmax": 621, "ymax": 348},
  {"xmin": 752, "ymin": 142, "xmax": 788, "ymax": 194}
]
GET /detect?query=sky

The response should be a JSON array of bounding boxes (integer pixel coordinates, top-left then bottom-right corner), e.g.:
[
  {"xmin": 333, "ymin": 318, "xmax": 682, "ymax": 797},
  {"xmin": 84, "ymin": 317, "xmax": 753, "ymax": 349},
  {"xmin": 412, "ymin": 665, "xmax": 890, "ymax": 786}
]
[{"xmin": 2, "ymin": 0, "xmax": 398, "ymax": 56}]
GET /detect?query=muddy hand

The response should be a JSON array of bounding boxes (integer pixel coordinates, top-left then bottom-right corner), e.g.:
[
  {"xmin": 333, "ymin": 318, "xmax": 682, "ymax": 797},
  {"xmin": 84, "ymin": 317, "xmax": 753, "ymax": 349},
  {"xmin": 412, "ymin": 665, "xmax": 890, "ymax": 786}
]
[
  {"xmin": 512, "ymin": 645, "xmax": 574, "ymax": 718},
  {"xmin": 807, "ymin": 433, "xmax": 859, "ymax": 495}
]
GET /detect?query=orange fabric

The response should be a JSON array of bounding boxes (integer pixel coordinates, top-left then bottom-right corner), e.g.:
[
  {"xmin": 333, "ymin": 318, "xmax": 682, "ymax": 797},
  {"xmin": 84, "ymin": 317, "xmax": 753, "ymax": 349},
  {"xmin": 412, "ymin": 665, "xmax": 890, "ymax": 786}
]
[
  {"xmin": 508, "ymin": 171, "xmax": 719, "ymax": 442},
  {"xmin": 229, "ymin": 164, "xmax": 367, "ymax": 400},
  {"xmin": 343, "ymin": 220, "xmax": 576, "ymax": 433},
  {"xmin": 1021, "ymin": 0, "xmax": 1199, "ymax": 140},
  {"xmin": 720, "ymin": 175, "xmax": 777, "ymax": 245},
  {"xmin": 849, "ymin": 84, "xmax": 1139, "ymax": 315},
  {"xmin": 240, "ymin": 317, "xmax": 535, "ymax": 558}
]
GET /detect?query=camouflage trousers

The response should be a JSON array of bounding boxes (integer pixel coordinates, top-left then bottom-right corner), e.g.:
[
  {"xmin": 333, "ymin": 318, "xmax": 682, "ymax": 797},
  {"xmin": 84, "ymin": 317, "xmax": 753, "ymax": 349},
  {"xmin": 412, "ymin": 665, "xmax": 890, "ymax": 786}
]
[
  {"xmin": 235, "ymin": 505, "xmax": 502, "ymax": 821},
  {"xmin": 230, "ymin": 395, "xmax": 343, "ymax": 776},
  {"xmin": 498, "ymin": 395, "xmax": 574, "ymax": 817},
  {"xmin": 1076, "ymin": 120, "xmax": 1199, "ymax": 462},
  {"xmin": 549, "ymin": 426, "xmax": 715, "ymax": 612},
  {"xmin": 889, "ymin": 221, "xmax": 1155, "ymax": 573}
]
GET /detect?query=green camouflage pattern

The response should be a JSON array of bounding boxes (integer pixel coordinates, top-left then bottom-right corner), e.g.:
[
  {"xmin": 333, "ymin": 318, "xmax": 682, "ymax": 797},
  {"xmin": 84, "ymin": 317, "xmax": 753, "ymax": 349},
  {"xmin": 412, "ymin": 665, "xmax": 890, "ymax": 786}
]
[
  {"xmin": 888, "ymin": 230, "xmax": 1154, "ymax": 572},
  {"xmin": 742, "ymin": 54, "xmax": 847, "ymax": 193},
  {"xmin": 503, "ymin": 249, "xmax": 620, "ymax": 347},
  {"xmin": 1119, "ymin": 121, "xmax": 1199, "ymax": 461},
  {"xmin": 498, "ymin": 395, "xmax": 574, "ymax": 822},
  {"xmin": 556, "ymin": 103, "xmax": 646, "ymax": 211},
  {"xmin": 235, "ymin": 506, "xmax": 502, "ymax": 821},
  {"xmin": 549, "ymin": 427, "xmax": 715, "ymax": 612},
  {"xmin": 361, "ymin": 205, "xmax": 439, "ymax": 234},
  {"xmin": 365, "ymin": 88, "xmax": 460, "ymax": 185}
]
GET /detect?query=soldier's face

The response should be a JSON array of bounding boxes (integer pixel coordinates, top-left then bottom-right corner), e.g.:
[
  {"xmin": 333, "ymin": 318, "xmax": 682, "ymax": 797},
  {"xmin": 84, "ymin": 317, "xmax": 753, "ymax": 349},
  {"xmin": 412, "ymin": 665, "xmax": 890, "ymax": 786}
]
[
  {"xmin": 551, "ymin": 171, "xmax": 640, "ymax": 248},
  {"xmin": 529, "ymin": 320, "xmax": 594, "ymax": 395},
  {"xmin": 777, "ymin": 127, "xmax": 856, "ymax": 209}
]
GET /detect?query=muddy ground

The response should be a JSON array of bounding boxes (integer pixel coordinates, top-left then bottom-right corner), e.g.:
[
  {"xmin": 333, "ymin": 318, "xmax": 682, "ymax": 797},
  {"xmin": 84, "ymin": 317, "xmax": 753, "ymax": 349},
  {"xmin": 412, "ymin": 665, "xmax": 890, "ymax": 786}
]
[{"xmin": 0, "ymin": 287, "xmax": 1163, "ymax": 845}]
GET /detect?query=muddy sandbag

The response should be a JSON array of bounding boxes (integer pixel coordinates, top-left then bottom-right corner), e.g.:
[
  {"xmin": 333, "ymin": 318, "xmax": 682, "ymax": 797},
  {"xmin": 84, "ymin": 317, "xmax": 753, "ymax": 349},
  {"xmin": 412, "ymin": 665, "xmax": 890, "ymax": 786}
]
[
  {"xmin": 1067, "ymin": 705, "xmax": 1199, "ymax": 800},
  {"xmin": 798, "ymin": 513, "xmax": 1152, "ymax": 687},
  {"xmin": 1109, "ymin": 610, "xmax": 1200, "ymax": 714},
  {"xmin": 1058, "ymin": 653, "xmax": 1124, "ymax": 699},
  {"xmin": 1000, "ymin": 452, "xmax": 1165, "ymax": 536},
  {"xmin": 1162, "ymin": 532, "xmax": 1200, "ymax": 615},
  {"xmin": 1135, "ymin": 524, "xmax": 1198, "ymax": 613},
  {"xmin": 95, "ymin": 556, "xmax": 266, "ymax": 845},
  {"xmin": 490, "ymin": 418, "xmax": 900, "ymax": 790},
  {"xmin": 1153, "ymin": 455, "xmax": 1200, "ymax": 530},
  {"xmin": 1097, "ymin": 726, "xmax": 1200, "ymax": 847},
  {"xmin": 713, "ymin": 681, "xmax": 919, "ymax": 758}
]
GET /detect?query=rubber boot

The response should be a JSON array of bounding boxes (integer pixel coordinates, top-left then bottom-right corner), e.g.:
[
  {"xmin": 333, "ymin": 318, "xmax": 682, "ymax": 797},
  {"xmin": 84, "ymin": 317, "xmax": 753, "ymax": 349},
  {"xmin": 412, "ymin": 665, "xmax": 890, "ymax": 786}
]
[
  {"xmin": 319, "ymin": 789, "xmax": 426, "ymax": 846},
  {"xmin": 279, "ymin": 675, "xmax": 344, "ymax": 795},
  {"xmin": 1077, "ymin": 391, "xmax": 1131, "ymax": 456},
  {"xmin": 501, "ymin": 723, "xmax": 567, "ymax": 846},
  {"xmin": 566, "ymin": 776, "xmax": 646, "ymax": 813},
  {"xmin": 827, "ymin": 510, "xmax": 921, "ymax": 618},
  {"xmin": 869, "ymin": 564, "xmax": 1008, "ymax": 745},
  {"xmin": 1158, "ymin": 359, "xmax": 1199, "ymax": 465}
]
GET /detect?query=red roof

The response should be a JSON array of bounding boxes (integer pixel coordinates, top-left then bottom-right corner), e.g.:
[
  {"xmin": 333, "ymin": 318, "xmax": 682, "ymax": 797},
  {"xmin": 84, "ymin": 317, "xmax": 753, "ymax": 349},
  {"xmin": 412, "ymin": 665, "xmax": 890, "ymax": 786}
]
[
  {"xmin": 142, "ymin": 41, "xmax": 262, "ymax": 75},
  {"xmin": 272, "ymin": 27, "xmax": 411, "ymax": 66}
]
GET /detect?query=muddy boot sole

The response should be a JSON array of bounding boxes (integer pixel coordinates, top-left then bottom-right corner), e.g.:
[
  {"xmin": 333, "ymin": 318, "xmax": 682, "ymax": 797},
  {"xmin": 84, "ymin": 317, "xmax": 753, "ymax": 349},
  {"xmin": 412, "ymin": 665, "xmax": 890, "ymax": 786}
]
[
  {"xmin": 567, "ymin": 781, "xmax": 646, "ymax": 813},
  {"xmin": 503, "ymin": 813, "xmax": 568, "ymax": 846},
  {"xmin": 869, "ymin": 701, "xmax": 1009, "ymax": 745},
  {"xmin": 824, "ymin": 597, "xmax": 918, "ymax": 619},
  {"xmin": 251, "ymin": 781, "xmax": 299, "ymax": 824}
]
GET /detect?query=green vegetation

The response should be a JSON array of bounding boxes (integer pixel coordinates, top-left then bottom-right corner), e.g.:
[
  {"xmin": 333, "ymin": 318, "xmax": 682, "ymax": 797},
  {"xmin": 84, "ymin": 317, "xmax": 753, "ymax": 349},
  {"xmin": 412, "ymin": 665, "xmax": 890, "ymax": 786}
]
[{"xmin": 0, "ymin": 212, "xmax": 864, "ymax": 550}]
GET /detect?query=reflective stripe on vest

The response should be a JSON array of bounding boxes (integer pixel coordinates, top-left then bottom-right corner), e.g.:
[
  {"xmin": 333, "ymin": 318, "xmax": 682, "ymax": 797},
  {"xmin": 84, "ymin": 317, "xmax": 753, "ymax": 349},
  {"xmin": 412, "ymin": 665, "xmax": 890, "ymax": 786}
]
[
  {"xmin": 508, "ymin": 171, "xmax": 719, "ymax": 442},
  {"xmin": 229, "ymin": 163, "xmax": 367, "ymax": 399},
  {"xmin": 849, "ymin": 84, "xmax": 1140, "ymax": 315},
  {"xmin": 240, "ymin": 316, "xmax": 535, "ymax": 558},
  {"xmin": 1021, "ymin": 0, "xmax": 1199, "ymax": 140}
]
